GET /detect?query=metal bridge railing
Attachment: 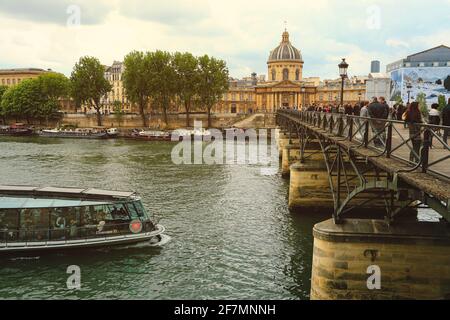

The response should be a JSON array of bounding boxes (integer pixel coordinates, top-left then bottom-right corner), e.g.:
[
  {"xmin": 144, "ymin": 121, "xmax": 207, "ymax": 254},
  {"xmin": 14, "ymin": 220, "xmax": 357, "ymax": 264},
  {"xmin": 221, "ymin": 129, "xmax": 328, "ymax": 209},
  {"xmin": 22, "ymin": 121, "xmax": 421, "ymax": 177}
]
[{"xmin": 277, "ymin": 110, "xmax": 450, "ymax": 181}]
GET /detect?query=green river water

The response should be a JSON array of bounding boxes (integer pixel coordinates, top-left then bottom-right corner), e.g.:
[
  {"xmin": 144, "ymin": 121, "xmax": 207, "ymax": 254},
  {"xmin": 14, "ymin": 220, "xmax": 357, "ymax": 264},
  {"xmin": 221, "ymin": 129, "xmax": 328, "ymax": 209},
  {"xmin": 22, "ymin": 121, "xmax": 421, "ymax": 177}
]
[{"xmin": 0, "ymin": 137, "xmax": 329, "ymax": 299}]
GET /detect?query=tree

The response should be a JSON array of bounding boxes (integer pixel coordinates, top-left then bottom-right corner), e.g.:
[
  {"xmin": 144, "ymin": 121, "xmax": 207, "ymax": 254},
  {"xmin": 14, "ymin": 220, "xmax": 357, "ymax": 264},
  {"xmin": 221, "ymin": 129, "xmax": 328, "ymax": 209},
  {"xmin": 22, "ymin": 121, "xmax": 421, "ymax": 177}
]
[
  {"xmin": 173, "ymin": 52, "xmax": 199, "ymax": 127},
  {"xmin": 16, "ymin": 79, "xmax": 43, "ymax": 123},
  {"xmin": 70, "ymin": 56, "xmax": 112, "ymax": 126},
  {"xmin": 122, "ymin": 51, "xmax": 151, "ymax": 127},
  {"xmin": 416, "ymin": 92, "xmax": 428, "ymax": 117},
  {"xmin": 395, "ymin": 95, "xmax": 404, "ymax": 105},
  {"xmin": 197, "ymin": 55, "xmax": 229, "ymax": 128},
  {"xmin": 147, "ymin": 51, "xmax": 177, "ymax": 127},
  {"xmin": 37, "ymin": 73, "xmax": 70, "ymax": 124},
  {"xmin": 113, "ymin": 100, "xmax": 124, "ymax": 127},
  {"xmin": 0, "ymin": 85, "xmax": 8, "ymax": 123},
  {"xmin": 444, "ymin": 75, "xmax": 450, "ymax": 92},
  {"xmin": 38, "ymin": 73, "xmax": 70, "ymax": 101},
  {"xmin": 438, "ymin": 95, "xmax": 447, "ymax": 112},
  {"xmin": 0, "ymin": 87, "xmax": 19, "ymax": 121}
]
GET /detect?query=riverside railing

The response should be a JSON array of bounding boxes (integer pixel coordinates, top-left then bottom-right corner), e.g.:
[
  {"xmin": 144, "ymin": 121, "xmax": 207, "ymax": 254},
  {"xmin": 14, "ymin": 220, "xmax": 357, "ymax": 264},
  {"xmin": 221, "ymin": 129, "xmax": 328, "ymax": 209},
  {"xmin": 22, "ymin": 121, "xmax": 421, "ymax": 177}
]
[
  {"xmin": 277, "ymin": 110, "xmax": 450, "ymax": 180},
  {"xmin": 0, "ymin": 221, "xmax": 157, "ymax": 248}
]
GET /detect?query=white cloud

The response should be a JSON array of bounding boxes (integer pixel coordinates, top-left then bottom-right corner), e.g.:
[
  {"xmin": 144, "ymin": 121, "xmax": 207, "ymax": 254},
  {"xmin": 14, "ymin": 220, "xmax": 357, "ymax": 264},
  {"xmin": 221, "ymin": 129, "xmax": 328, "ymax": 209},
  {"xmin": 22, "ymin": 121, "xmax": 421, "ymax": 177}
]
[
  {"xmin": 0, "ymin": 0, "xmax": 448, "ymax": 80},
  {"xmin": 386, "ymin": 39, "xmax": 410, "ymax": 48}
]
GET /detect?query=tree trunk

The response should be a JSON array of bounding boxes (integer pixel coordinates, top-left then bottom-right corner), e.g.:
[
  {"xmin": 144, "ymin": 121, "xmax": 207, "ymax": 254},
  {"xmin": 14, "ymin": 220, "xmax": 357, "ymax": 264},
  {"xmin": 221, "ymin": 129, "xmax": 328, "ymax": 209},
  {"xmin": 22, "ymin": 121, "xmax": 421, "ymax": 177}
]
[
  {"xmin": 185, "ymin": 100, "xmax": 190, "ymax": 128},
  {"xmin": 207, "ymin": 106, "xmax": 212, "ymax": 129},
  {"xmin": 95, "ymin": 108, "xmax": 102, "ymax": 126},
  {"xmin": 139, "ymin": 98, "xmax": 148, "ymax": 127},
  {"xmin": 163, "ymin": 107, "xmax": 169, "ymax": 127}
]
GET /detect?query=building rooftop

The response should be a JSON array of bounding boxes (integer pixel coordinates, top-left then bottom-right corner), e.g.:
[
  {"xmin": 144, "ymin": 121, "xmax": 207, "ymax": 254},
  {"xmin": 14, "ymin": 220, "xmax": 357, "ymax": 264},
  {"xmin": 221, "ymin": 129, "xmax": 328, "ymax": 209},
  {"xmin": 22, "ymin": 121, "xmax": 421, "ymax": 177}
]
[{"xmin": 0, "ymin": 68, "xmax": 51, "ymax": 74}]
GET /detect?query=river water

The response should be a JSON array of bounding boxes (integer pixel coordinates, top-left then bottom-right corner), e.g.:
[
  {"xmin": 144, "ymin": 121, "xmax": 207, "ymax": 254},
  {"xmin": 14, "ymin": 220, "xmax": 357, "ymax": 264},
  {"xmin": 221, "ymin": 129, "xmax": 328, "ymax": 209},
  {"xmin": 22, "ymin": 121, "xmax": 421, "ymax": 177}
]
[{"xmin": 0, "ymin": 137, "xmax": 328, "ymax": 300}]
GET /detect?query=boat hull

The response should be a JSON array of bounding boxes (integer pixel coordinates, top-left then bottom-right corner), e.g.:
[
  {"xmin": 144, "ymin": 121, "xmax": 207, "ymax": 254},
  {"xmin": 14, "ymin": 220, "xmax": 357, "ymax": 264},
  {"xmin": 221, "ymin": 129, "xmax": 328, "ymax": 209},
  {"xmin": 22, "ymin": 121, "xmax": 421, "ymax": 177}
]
[
  {"xmin": 0, "ymin": 225, "xmax": 165, "ymax": 256},
  {"xmin": 38, "ymin": 132, "xmax": 110, "ymax": 139}
]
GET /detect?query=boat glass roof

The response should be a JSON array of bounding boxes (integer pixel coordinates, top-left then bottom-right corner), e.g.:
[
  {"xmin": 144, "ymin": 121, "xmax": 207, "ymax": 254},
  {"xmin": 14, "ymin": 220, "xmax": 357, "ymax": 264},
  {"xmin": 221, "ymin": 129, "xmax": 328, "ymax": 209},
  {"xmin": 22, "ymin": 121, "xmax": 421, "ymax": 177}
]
[
  {"xmin": 0, "ymin": 186, "xmax": 137, "ymax": 200},
  {"xmin": 0, "ymin": 197, "xmax": 115, "ymax": 209}
]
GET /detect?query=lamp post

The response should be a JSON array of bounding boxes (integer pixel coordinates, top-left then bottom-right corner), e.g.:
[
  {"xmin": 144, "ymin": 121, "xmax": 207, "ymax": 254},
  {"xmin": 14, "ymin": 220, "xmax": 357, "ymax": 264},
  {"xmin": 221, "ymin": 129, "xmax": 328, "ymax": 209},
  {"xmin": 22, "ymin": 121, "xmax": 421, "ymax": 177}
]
[
  {"xmin": 406, "ymin": 82, "xmax": 413, "ymax": 103},
  {"xmin": 338, "ymin": 58, "xmax": 349, "ymax": 109},
  {"xmin": 302, "ymin": 88, "xmax": 306, "ymax": 110}
]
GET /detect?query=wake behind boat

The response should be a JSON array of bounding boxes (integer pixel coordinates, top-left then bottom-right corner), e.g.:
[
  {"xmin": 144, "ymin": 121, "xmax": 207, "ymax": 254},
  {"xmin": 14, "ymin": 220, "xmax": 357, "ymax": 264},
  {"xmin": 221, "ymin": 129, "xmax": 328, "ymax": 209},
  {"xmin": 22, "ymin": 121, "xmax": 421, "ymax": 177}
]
[{"xmin": 0, "ymin": 186, "xmax": 165, "ymax": 255}]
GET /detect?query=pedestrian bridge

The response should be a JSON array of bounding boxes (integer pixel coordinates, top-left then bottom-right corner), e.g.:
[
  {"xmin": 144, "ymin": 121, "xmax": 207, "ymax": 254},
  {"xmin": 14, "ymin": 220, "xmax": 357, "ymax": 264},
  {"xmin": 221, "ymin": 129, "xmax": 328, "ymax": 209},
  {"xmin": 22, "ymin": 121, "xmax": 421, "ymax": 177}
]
[{"xmin": 276, "ymin": 109, "xmax": 450, "ymax": 223}]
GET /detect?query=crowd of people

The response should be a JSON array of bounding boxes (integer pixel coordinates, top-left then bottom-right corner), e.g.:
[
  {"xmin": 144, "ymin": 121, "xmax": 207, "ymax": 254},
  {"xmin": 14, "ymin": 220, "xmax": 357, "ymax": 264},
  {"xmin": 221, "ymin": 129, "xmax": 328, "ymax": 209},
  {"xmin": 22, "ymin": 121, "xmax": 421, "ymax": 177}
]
[{"xmin": 300, "ymin": 97, "xmax": 450, "ymax": 163}]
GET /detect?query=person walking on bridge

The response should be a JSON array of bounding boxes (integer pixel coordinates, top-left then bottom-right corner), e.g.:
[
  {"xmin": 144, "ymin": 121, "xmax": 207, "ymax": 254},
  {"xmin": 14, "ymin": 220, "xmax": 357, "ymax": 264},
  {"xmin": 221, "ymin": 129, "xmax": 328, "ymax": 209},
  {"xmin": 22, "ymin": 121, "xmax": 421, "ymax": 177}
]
[
  {"xmin": 368, "ymin": 97, "xmax": 389, "ymax": 148},
  {"xmin": 404, "ymin": 102, "xmax": 423, "ymax": 163},
  {"xmin": 442, "ymin": 98, "xmax": 450, "ymax": 145}
]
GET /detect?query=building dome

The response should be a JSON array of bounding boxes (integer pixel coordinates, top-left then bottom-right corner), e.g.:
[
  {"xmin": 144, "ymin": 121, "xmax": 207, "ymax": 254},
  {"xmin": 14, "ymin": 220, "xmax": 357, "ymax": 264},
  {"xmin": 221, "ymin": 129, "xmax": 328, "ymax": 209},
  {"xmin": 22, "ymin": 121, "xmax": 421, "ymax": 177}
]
[{"xmin": 268, "ymin": 30, "xmax": 303, "ymax": 62}]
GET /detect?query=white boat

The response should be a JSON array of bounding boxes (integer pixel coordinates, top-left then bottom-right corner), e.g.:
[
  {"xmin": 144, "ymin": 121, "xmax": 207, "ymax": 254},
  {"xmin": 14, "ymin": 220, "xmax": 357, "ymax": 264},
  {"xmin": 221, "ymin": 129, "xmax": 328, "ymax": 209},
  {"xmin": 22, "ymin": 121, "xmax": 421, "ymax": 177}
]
[
  {"xmin": 0, "ymin": 186, "xmax": 165, "ymax": 255},
  {"xmin": 39, "ymin": 128, "xmax": 118, "ymax": 139}
]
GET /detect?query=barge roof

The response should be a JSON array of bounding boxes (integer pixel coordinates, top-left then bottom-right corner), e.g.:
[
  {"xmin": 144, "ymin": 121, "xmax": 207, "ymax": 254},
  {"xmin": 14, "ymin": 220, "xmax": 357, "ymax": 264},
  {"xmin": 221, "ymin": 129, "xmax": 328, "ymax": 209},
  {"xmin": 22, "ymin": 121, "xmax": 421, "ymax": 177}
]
[{"xmin": 0, "ymin": 186, "xmax": 137, "ymax": 201}]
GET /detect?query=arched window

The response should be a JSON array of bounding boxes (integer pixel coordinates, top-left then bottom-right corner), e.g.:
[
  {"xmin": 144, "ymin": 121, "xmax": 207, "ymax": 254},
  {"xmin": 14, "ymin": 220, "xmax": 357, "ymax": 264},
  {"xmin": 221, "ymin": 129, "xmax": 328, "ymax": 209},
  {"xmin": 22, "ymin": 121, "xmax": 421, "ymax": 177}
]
[
  {"xmin": 272, "ymin": 69, "xmax": 276, "ymax": 81},
  {"xmin": 296, "ymin": 69, "xmax": 300, "ymax": 81},
  {"xmin": 283, "ymin": 68, "xmax": 289, "ymax": 81}
]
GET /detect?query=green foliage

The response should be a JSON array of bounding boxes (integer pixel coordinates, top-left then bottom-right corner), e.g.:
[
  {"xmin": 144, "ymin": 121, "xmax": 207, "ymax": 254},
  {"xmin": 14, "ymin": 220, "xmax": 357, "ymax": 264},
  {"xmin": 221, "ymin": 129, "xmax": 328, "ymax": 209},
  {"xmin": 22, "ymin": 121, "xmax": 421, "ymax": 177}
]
[
  {"xmin": 70, "ymin": 56, "xmax": 112, "ymax": 126},
  {"xmin": 445, "ymin": 76, "xmax": 450, "ymax": 92},
  {"xmin": 0, "ymin": 75, "xmax": 68, "ymax": 124},
  {"xmin": 0, "ymin": 85, "xmax": 8, "ymax": 120},
  {"xmin": 123, "ymin": 50, "xmax": 229, "ymax": 128},
  {"xmin": 197, "ymin": 55, "xmax": 229, "ymax": 128},
  {"xmin": 173, "ymin": 52, "xmax": 200, "ymax": 127},
  {"xmin": 113, "ymin": 100, "xmax": 124, "ymax": 127},
  {"xmin": 416, "ymin": 92, "xmax": 428, "ymax": 117},
  {"xmin": 123, "ymin": 51, "xmax": 151, "ymax": 127},
  {"xmin": 438, "ymin": 95, "xmax": 447, "ymax": 112},
  {"xmin": 38, "ymin": 73, "xmax": 70, "ymax": 100},
  {"xmin": 147, "ymin": 50, "xmax": 178, "ymax": 127},
  {"xmin": 394, "ymin": 95, "xmax": 404, "ymax": 105}
]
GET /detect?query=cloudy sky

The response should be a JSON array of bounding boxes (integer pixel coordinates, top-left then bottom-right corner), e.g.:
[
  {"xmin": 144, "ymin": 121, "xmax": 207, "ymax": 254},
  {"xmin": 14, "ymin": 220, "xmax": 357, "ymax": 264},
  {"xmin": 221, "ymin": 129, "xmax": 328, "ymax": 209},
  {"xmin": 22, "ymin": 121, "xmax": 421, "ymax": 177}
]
[{"xmin": 0, "ymin": 0, "xmax": 449, "ymax": 79}]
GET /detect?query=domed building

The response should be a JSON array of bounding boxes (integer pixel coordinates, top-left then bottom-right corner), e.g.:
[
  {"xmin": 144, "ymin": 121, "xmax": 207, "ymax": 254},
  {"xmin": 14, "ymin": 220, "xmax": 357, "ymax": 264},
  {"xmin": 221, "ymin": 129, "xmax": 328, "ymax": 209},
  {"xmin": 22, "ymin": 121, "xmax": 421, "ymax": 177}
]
[
  {"xmin": 267, "ymin": 30, "xmax": 304, "ymax": 82},
  {"xmin": 254, "ymin": 30, "xmax": 316, "ymax": 111},
  {"xmin": 217, "ymin": 29, "xmax": 366, "ymax": 115}
]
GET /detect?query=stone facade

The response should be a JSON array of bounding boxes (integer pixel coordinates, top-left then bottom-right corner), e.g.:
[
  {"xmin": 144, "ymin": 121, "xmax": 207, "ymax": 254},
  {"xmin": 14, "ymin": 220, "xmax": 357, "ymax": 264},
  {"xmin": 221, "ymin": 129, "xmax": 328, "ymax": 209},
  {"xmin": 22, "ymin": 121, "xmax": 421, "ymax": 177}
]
[{"xmin": 0, "ymin": 68, "xmax": 52, "ymax": 87}]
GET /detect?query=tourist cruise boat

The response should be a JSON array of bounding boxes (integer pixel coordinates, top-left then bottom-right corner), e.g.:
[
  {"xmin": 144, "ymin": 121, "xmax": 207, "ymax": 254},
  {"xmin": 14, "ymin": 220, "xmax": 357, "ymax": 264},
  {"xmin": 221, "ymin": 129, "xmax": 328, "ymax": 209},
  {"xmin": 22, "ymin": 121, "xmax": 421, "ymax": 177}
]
[
  {"xmin": 0, "ymin": 186, "xmax": 165, "ymax": 255},
  {"xmin": 38, "ymin": 127, "xmax": 118, "ymax": 139}
]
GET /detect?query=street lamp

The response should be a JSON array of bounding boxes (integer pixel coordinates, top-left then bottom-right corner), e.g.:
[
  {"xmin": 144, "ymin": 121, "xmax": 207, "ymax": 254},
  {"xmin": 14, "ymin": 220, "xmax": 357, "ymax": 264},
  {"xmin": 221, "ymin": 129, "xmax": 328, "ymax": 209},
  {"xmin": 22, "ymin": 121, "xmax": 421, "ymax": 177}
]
[
  {"xmin": 406, "ymin": 82, "xmax": 413, "ymax": 103},
  {"xmin": 338, "ymin": 58, "xmax": 349, "ymax": 109},
  {"xmin": 302, "ymin": 88, "xmax": 306, "ymax": 110}
]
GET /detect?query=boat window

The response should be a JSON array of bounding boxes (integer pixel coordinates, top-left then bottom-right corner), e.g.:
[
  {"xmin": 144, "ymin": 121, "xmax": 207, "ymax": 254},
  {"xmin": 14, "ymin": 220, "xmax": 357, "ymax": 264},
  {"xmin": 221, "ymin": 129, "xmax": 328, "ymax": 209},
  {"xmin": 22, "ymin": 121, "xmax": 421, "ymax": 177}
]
[
  {"xmin": 133, "ymin": 201, "xmax": 151, "ymax": 220},
  {"xmin": 0, "ymin": 209, "xmax": 19, "ymax": 230},
  {"xmin": 107, "ymin": 203, "xmax": 129, "ymax": 221},
  {"xmin": 20, "ymin": 208, "xmax": 50, "ymax": 241},
  {"xmin": 126, "ymin": 202, "xmax": 141, "ymax": 220}
]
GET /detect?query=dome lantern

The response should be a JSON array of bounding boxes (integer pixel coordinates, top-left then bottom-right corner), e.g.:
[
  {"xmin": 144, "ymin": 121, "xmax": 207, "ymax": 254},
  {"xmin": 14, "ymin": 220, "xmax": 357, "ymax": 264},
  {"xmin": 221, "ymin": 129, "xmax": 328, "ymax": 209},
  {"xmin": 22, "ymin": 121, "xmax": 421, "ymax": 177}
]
[{"xmin": 268, "ymin": 30, "xmax": 303, "ymax": 63}]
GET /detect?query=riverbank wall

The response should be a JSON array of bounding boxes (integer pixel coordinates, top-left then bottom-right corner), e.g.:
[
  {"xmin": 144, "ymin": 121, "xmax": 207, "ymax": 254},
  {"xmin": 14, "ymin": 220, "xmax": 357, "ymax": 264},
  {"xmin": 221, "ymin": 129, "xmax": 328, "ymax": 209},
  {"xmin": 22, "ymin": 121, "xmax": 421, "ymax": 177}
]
[{"xmin": 3, "ymin": 113, "xmax": 277, "ymax": 130}]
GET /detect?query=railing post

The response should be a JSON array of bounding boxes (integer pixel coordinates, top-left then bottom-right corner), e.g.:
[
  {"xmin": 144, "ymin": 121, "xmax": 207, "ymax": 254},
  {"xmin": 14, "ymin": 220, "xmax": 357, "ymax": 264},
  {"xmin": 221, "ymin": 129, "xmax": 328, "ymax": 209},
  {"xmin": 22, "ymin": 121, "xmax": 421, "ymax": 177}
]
[
  {"xmin": 338, "ymin": 116, "xmax": 344, "ymax": 136},
  {"xmin": 348, "ymin": 117, "xmax": 353, "ymax": 141},
  {"xmin": 386, "ymin": 122, "xmax": 393, "ymax": 158},
  {"xmin": 422, "ymin": 129, "xmax": 431, "ymax": 173},
  {"xmin": 364, "ymin": 120, "xmax": 370, "ymax": 148}
]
